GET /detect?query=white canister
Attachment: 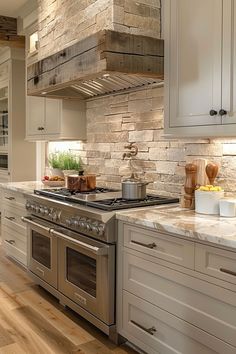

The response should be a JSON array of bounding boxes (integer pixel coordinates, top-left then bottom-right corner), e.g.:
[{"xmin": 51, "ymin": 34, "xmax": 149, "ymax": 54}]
[
  {"xmin": 195, "ymin": 190, "xmax": 224, "ymax": 215},
  {"xmin": 219, "ymin": 199, "xmax": 236, "ymax": 217}
]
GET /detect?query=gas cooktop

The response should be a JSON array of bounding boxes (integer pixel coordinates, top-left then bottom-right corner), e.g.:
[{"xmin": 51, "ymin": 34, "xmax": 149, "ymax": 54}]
[
  {"xmin": 34, "ymin": 187, "xmax": 179, "ymax": 211},
  {"xmin": 86, "ymin": 195, "xmax": 179, "ymax": 211}
]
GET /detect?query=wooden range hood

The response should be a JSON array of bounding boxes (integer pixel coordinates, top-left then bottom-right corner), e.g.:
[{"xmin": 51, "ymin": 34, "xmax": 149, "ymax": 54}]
[{"xmin": 27, "ymin": 30, "xmax": 164, "ymax": 99}]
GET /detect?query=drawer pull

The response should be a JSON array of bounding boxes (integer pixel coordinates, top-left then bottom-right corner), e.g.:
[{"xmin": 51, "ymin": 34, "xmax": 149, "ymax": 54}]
[
  {"xmin": 5, "ymin": 196, "xmax": 15, "ymax": 201},
  {"xmin": 5, "ymin": 216, "xmax": 16, "ymax": 221},
  {"xmin": 131, "ymin": 240, "xmax": 157, "ymax": 249},
  {"xmin": 220, "ymin": 267, "xmax": 236, "ymax": 277},
  {"xmin": 131, "ymin": 320, "xmax": 157, "ymax": 335},
  {"xmin": 5, "ymin": 239, "xmax": 15, "ymax": 245}
]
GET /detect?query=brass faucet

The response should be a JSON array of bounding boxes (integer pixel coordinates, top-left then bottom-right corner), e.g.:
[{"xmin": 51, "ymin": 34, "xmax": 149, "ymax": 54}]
[{"xmin": 122, "ymin": 143, "xmax": 138, "ymax": 160}]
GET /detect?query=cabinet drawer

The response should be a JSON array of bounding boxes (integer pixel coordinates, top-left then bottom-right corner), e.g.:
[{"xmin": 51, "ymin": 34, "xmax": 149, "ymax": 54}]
[
  {"xmin": 123, "ymin": 250, "xmax": 236, "ymax": 347},
  {"xmin": 2, "ymin": 190, "xmax": 25, "ymax": 208},
  {"xmin": 123, "ymin": 291, "xmax": 235, "ymax": 354},
  {"xmin": 2, "ymin": 207, "xmax": 26, "ymax": 234},
  {"xmin": 2, "ymin": 226, "xmax": 26, "ymax": 253},
  {"xmin": 123, "ymin": 224, "xmax": 194, "ymax": 269},
  {"xmin": 195, "ymin": 244, "xmax": 236, "ymax": 285},
  {"xmin": 3, "ymin": 238, "xmax": 27, "ymax": 267}
]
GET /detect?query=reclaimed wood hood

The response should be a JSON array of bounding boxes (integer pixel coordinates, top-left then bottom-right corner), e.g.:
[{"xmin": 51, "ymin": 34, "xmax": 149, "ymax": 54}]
[{"xmin": 27, "ymin": 30, "xmax": 164, "ymax": 99}]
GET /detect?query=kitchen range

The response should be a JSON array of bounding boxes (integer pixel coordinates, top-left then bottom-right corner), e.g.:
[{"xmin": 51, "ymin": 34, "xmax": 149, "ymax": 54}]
[{"xmin": 22, "ymin": 187, "xmax": 178, "ymax": 341}]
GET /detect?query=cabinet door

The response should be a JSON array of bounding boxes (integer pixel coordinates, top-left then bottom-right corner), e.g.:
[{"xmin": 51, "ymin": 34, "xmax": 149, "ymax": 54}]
[
  {"xmin": 165, "ymin": 0, "xmax": 222, "ymax": 128},
  {"xmin": 26, "ymin": 96, "xmax": 45, "ymax": 136},
  {"xmin": 45, "ymin": 98, "xmax": 60, "ymax": 135},
  {"xmin": 222, "ymin": 0, "xmax": 236, "ymax": 125}
]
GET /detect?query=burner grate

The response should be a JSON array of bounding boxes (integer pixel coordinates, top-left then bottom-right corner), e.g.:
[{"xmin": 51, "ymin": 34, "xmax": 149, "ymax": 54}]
[
  {"xmin": 34, "ymin": 187, "xmax": 118, "ymax": 200},
  {"xmin": 86, "ymin": 195, "xmax": 179, "ymax": 211}
]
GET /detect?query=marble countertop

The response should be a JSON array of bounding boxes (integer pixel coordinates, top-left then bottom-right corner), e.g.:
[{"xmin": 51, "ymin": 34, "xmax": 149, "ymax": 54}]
[
  {"xmin": 116, "ymin": 206, "xmax": 236, "ymax": 250},
  {"xmin": 0, "ymin": 181, "xmax": 45, "ymax": 194}
]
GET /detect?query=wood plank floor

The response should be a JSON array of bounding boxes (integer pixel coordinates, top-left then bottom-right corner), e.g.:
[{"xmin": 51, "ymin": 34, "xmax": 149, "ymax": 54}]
[{"xmin": 0, "ymin": 248, "xmax": 138, "ymax": 354}]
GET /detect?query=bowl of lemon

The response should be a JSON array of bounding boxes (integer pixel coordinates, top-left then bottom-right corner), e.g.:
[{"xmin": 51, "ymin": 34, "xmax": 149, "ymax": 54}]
[{"xmin": 195, "ymin": 185, "xmax": 224, "ymax": 215}]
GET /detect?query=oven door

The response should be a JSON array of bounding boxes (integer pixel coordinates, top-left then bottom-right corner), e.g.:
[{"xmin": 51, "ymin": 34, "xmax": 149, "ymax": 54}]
[
  {"xmin": 52, "ymin": 228, "xmax": 115, "ymax": 325},
  {"xmin": 22, "ymin": 216, "xmax": 58, "ymax": 288}
]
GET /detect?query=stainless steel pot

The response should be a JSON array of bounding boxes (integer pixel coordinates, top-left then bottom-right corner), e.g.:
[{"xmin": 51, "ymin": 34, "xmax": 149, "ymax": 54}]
[{"xmin": 121, "ymin": 174, "xmax": 149, "ymax": 200}]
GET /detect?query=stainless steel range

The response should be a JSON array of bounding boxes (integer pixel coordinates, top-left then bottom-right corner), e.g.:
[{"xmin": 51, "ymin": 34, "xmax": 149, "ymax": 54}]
[{"xmin": 22, "ymin": 187, "xmax": 178, "ymax": 341}]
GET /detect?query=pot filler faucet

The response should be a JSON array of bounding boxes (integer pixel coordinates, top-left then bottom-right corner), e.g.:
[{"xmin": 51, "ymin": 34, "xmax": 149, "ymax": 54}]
[{"xmin": 122, "ymin": 142, "xmax": 138, "ymax": 160}]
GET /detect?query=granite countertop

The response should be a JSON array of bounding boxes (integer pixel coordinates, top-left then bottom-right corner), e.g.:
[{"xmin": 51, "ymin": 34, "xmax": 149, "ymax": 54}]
[
  {"xmin": 116, "ymin": 205, "xmax": 236, "ymax": 250},
  {"xmin": 0, "ymin": 181, "xmax": 45, "ymax": 194}
]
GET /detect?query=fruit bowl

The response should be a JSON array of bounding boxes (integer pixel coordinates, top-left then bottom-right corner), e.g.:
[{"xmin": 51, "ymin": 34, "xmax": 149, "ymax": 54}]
[
  {"xmin": 42, "ymin": 180, "xmax": 65, "ymax": 187},
  {"xmin": 42, "ymin": 175, "xmax": 65, "ymax": 187}
]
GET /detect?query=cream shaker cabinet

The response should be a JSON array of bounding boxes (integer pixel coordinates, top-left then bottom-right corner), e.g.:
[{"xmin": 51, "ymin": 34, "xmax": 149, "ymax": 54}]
[
  {"xmin": 164, "ymin": 0, "xmax": 236, "ymax": 137},
  {"xmin": 0, "ymin": 48, "xmax": 36, "ymax": 182},
  {"xmin": 26, "ymin": 96, "xmax": 86, "ymax": 141},
  {"xmin": 117, "ymin": 222, "xmax": 236, "ymax": 354},
  {"xmin": 1, "ymin": 188, "xmax": 28, "ymax": 267}
]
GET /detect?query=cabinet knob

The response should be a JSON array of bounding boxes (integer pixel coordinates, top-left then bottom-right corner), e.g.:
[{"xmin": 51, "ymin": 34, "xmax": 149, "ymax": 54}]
[
  {"xmin": 219, "ymin": 109, "xmax": 227, "ymax": 116},
  {"xmin": 37, "ymin": 126, "xmax": 45, "ymax": 131},
  {"xmin": 209, "ymin": 110, "xmax": 218, "ymax": 116}
]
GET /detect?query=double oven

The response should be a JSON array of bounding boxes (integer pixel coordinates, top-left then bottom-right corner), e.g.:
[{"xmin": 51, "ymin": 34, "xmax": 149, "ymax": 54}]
[{"xmin": 22, "ymin": 198, "xmax": 116, "ymax": 337}]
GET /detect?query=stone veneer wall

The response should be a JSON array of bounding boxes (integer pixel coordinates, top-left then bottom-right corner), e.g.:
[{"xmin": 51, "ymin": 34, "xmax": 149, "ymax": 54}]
[
  {"xmin": 55, "ymin": 85, "xmax": 236, "ymax": 198},
  {"xmin": 37, "ymin": 0, "xmax": 161, "ymax": 60},
  {"xmin": 39, "ymin": 0, "xmax": 236, "ymax": 196}
]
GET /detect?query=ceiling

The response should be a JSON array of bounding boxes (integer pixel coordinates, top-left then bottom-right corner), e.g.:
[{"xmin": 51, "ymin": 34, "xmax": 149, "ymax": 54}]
[{"xmin": 0, "ymin": 0, "xmax": 28, "ymax": 17}]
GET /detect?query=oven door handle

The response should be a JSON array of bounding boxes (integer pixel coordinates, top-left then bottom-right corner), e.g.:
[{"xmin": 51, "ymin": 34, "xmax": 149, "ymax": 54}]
[
  {"xmin": 50, "ymin": 229, "xmax": 108, "ymax": 256},
  {"xmin": 21, "ymin": 216, "xmax": 51, "ymax": 233}
]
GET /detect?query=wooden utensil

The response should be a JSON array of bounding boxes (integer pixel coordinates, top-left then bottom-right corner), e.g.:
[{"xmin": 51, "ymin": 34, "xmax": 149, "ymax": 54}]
[
  {"xmin": 182, "ymin": 163, "xmax": 197, "ymax": 209},
  {"xmin": 205, "ymin": 163, "xmax": 219, "ymax": 185},
  {"xmin": 193, "ymin": 158, "xmax": 208, "ymax": 187}
]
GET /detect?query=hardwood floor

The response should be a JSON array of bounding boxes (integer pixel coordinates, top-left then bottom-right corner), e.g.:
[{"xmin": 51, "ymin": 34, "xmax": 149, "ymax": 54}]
[{"xmin": 0, "ymin": 249, "xmax": 138, "ymax": 354}]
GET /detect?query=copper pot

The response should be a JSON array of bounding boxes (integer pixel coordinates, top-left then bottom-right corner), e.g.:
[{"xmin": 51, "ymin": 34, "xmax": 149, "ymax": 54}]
[{"xmin": 67, "ymin": 173, "xmax": 96, "ymax": 192}]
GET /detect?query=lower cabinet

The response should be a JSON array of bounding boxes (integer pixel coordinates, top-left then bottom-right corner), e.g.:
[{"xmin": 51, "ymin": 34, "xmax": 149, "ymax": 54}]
[
  {"xmin": 117, "ymin": 222, "xmax": 236, "ymax": 354},
  {"xmin": 123, "ymin": 291, "xmax": 234, "ymax": 354},
  {"xmin": 1, "ymin": 189, "xmax": 27, "ymax": 266}
]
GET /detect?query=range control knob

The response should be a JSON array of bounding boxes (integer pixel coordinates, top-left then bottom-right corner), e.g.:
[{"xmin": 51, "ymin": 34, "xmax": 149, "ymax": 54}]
[
  {"xmin": 26, "ymin": 201, "xmax": 31, "ymax": 210},
  {"xmin": 31, "ymin": 204, "xmax": 36, "ymax": 211},
  {"xmin": 65, "ymin": 218, "xmax": 72, "ymax": 226},
  {"xmin": 97, "ymin": 224, "xmax": 105, "ymax": 236},
  {"xmin": 44, "ymin": 207, "xmax": 49, "ymax": 215},
  {"xmin": 52, "ymin": 212, "xmax": 58, "ymax": 221},
  {"xmin": 71, "ymin": 218, "xmax": 79, "ymax": 227},
  {"xmin": 86, "ymin": 219, "xmax": 93, "ymax": 231},
  {"xmin": 79, "ymin": 218, "xmax": 86, "ymax": 229},
  {"xmin": 35, "ymin": 205, "xmax": 40, "ymax": 213},
  {"xmin": 91, "ymin": 224, "xmax": 98, "ymax": 234},
  {"xmin": 48, "ymin": 208, "xmax": 53, "ymax": 219}
]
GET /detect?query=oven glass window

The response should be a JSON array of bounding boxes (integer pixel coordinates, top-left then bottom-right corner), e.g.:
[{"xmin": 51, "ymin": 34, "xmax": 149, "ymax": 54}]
[
  {"xmin": 66, "ymin": 247, "xmax": 96, "ymax": 297},
  {"xmin": 32, "ymin": 231, "xmax": 51, "ymax": 268}
]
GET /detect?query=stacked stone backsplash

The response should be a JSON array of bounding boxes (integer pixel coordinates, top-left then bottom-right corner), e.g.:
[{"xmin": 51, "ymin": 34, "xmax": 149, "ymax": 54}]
[
  {"xmin": 38, "ymin": 0, "xmax": 236, "ymax": 197},
  {"xmin": 37, "ymin": 0, "xmax": 161, "ymax": 60},
  {"xmin": 57, "ymin": 85, "xmax": 236, "ymax": 198}
]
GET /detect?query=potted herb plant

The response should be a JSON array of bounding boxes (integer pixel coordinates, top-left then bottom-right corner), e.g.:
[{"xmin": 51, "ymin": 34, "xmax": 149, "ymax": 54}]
[{"xmin": 48, "ymin": 152, "xmax": 82, "ymax": 177}]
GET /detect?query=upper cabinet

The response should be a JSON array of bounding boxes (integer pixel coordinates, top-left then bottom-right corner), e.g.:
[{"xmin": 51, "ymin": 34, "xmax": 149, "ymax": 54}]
[
  {"xmin": 26, "ymin": 97, "xmax": 86, "ymax": 141},
  {"xmin": 0, "ymin": 48, "xmax": 36, "ymax": 183},
  {"xmin": 164, "ymin": 0, "xmax": 236, "ymax": 137}
]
